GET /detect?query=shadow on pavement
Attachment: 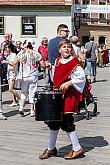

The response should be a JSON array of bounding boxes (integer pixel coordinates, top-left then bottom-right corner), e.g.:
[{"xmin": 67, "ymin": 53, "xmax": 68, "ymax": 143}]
[
  {"xmin": 4, "ymin": 108, "xmax": 30, "ymax": 117},
  {"xmin": 2, "ymin": 100, "xmax": 12, "ymax": 105},
  {"xmin": 80, "ymin": 136, "xmax": 108, "ymax": 152},
  {"xmin": 4, "ymin": 110, "xmax": 19, "ymax": 117},
  {"xmin": 57, "ymin": 136, "xmax": 108, "ymax": 158},
  {"xmin": 96, "ymin": 79, "xmax": 108, "ymax": 83},
  {"xmin": 74, "ymin": 111, "xmax": 100, "ymax": 122},
  {"xmin": 2, "ymin": 100, "xmax": 29, "ymax": 105}
]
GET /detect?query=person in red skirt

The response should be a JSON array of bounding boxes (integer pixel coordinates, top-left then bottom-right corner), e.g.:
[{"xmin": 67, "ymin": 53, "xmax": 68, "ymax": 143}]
[
  {"xmin": 39, "ymin": 39, "xmax": 86, "ymax": 160},
  {"xmin": 103, "ymin": 45, "xmax": 109, "ymax": 67}
]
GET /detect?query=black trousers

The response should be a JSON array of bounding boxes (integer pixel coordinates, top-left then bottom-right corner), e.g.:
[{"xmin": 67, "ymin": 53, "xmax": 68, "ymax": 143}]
[{"xmin": 45, "ymin": 114, "xmax": 75, "ymax": 132}]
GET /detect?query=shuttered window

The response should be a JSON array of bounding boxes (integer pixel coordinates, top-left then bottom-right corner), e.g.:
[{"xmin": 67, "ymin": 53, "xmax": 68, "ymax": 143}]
[{"xmin": 0, "ymin": 17, "xmax": 4, "ymax": 35}]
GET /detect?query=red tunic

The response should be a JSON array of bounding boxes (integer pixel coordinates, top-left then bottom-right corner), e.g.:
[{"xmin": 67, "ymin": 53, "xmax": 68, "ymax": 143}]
[{"xmin": 53, "ymin": 57, "xmax": 83, "ymax": 114}]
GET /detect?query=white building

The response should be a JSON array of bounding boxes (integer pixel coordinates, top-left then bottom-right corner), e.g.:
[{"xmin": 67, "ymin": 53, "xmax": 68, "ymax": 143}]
[{"xmin": 0, "ymin": 0, "xmax": 71, "ymax": 47}]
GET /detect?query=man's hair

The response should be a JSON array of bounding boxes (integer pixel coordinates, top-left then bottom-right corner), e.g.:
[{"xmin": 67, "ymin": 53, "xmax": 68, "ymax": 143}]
[
  {"xmin": 57, "ymin": 24, "xmax": 68, "ymax": 33},
  {"xmin": 58, "ymin": 39, "xmax": 72, "ymax": 49},
  {"xmin": 70, "ymin": 36, "xmax": 78, "ymax": 44},
  {"xmin": 41, "ymin": 37, "xmax": 48, "ymax": 44},
  {"xmin": 89, "ymin": 36, "xmax": 94, "ymax": 41},
  {"xmin": 26, "ymin": 42, "xmax": 33, "ymax": 49}
]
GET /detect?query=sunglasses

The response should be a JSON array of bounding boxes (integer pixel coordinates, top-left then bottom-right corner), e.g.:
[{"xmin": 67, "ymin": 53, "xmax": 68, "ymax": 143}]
[{"xmin": 61, "ymin": 30, "xmax": 70, "ymax": 33}]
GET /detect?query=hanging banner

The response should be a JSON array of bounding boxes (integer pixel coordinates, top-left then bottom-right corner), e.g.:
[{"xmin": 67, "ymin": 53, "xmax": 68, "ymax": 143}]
[{"xmin": 74, "ymin": 5, "xmax": 110, "ymax": 13}]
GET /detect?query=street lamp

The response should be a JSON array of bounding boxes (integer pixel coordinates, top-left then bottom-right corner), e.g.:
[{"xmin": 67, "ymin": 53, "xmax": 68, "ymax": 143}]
[
  {"xmin": 71, "ymin": 0, "xmax": 81, "ymax": 36},
  {"xmin": 71, "ymin": 0, "xmax": 75, "ymax": 36}
]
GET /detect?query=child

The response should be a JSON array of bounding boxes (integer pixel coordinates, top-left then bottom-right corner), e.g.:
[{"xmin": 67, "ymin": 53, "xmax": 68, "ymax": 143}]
[{"xmin": 39, "ymin": 39, "xmax": 86, "ymax": 160}]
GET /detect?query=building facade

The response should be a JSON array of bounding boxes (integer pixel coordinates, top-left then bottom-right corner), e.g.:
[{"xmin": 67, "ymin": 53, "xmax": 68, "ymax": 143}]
[
  {"xmin": 0, "ymin": 0, "xmax": 71, "ymax": 47},
  {"xmin": 0, "ymin": 0, "xmax": 110, "ymax": 47},
  {"xmin": 75, "ymin": 0, "xmax": 110, "ymax": 46}
]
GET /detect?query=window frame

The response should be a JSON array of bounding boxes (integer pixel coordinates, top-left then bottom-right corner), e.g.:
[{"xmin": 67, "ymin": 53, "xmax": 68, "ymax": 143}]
[
  {"xmin": 82, "ymin": 0, "xmax": 90, "ymax": 5},
  {"xmin": 98, "ymin": 0, "xmax": 107, "ymax": 23},
  {"xmin": 21, "ymin": 16, "xmax": 36, "ymax": 36},
  {"xmin": 0, "ymin": 16, "xmax": 4, "ymax": 35}
]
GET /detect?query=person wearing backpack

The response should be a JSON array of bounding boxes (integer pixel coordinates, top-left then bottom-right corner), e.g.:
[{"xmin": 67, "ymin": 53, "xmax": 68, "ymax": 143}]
[{"xmin": 84, "ymin": 36, "xmax": 98, "ymax": 83}]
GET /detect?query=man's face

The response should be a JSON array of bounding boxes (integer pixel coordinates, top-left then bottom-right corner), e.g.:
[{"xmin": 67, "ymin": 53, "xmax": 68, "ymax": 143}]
[
  {"xmin": 16, "ymin": 42, "xmax": 21, "ymax": 48},
  {"xmin": 59, "ymin": 28, "xmax": 70, "ymax": 38},
  {"xmin": 4, "ymin": 34, "xmax": 10, "ymax": 41},
  {"xmin": 42, "ymin": 39, "xmax": 48, "ymax": 45}
]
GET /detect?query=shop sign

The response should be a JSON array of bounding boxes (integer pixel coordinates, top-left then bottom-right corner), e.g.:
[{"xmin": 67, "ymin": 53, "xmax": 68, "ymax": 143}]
[{"xmin": 74, "ymin": 5, "xmax": 110, "ymax": 13}]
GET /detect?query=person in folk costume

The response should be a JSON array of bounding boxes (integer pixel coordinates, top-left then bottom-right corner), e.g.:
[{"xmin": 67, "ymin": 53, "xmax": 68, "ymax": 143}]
[
  {"xmin": 39, "ymin": 39, "xmax": 86, "ymax": 160},
  {"xmin": 98, "ymin": 44, "xmax": 104, "ymax": 67},
  {"xmin": 103, "ymin": 44, "xmax": 109, "ymax": 67}
]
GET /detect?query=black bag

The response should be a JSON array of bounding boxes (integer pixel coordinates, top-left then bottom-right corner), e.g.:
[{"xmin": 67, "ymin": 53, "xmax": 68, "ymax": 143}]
[
  {"xmin": 86, "ymin": 42, "xmax": 94, "ymax": 59},
  {"xmin": 86, "ymin": 50, "xmax": 92, "ymax": 59}
]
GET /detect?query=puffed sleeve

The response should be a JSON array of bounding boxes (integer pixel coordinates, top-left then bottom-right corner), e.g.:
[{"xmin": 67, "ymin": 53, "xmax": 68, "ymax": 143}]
[{"xmin": 70, "ymin": 66, "xmax": 86, "ymax": 93}]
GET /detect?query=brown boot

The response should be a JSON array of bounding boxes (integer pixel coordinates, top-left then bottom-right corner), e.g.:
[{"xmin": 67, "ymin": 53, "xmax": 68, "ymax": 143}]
[
  {"xmin": 39, "ymin": 148, "xmax": 57, "ymax": 159},
  {"xmin": 64, "ymin": 148, "xmax": 84, "ymax": 160}
]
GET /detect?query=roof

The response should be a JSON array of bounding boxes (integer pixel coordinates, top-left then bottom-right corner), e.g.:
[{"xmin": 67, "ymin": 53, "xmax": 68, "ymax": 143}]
[{"xmin": 0, "ymin": 0, "xmax": 71, "ymax": 6}]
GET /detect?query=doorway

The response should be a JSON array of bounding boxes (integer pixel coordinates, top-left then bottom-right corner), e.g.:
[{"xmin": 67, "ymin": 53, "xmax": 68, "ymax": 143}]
[
  {"xmin": 82, "ymin": 36, "xmax": 89, "ymax": 46},
  {"xmin": 99, "ymin": 36, "xmax": 106, "ymax": 45}
]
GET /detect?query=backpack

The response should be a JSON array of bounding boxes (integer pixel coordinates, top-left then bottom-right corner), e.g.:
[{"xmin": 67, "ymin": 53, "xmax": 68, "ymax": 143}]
[{"xmin": 86, "ymin": 42, "xmax": 94, "ymax": 59}]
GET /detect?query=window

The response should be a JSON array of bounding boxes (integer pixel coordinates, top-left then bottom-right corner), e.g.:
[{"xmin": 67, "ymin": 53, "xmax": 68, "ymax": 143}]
[
  {"xmin": 0, "ymin": 17, "xmax": 4, "ymax": 35},
  {"xmin": 99, "ymin": 0, "xmax": 106, "ymax": 5},
  {"xmin": 98, "ymin": 0, "xmax": 106, "ymax": 21},
  {"xmin": 22, "ymin": 16, "xmax": 36, "ymax": 35},
  {"xmin": 82, "ymin": 13, "xmax": 90, "ymax": 19},
  {"xmin": 82, "ymin": 0, "xmax": 90, "ymax": 4},
  {"xmin": 99, "ymin": 13, "xmax": 106, "ymax": 19},
  {"xmin": 82, "ymin": 0, "xmax": 90, "ymax": 19}
]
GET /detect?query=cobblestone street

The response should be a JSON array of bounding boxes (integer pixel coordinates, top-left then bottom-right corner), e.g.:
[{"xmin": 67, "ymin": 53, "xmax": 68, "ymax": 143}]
[{"xmin": 0, "ymin": 66, "xmax": 110, "ymax": 165}]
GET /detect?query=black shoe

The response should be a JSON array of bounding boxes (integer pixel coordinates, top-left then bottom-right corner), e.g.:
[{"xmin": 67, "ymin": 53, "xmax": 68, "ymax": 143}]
[
  {"xmin": 19, "ymin": 111, "xmax": 24, "ymax": 117},
  {"xmin": 39, "ymin": 147, "xmax": 57, "ymax": 159},
  {"xmin": 92, "ymin": 78, "xmax": 96, "ymax": 83},
  {"xmin": 0, "ymin": 114, "xmax": 7, "ymax": 120}
]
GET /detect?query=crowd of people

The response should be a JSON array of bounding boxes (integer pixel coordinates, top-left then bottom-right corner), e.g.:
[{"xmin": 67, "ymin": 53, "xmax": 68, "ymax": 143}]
[{"xmin": 0, "ymin": 25, "xmax": 109, "ymax": 159}]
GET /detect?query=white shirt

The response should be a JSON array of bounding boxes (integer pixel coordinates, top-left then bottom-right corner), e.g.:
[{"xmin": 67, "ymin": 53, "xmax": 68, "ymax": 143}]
[
  {"xmin": 72, "ymin": 44, "xmax": 80, "ymax": 56},
  {"xmin": 17, "ymin": 49, "xmax": 42, "ymax": 78},
  {"xmin": 6, "ymin": 52, "xmax": 17, "ymax": 79},
  {"xmin": 53, "ymin": 56, "xmax": 86, "ymax": 93}
]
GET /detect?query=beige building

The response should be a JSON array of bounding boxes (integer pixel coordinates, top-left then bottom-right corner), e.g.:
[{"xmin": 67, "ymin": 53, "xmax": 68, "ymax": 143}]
[
  {"xmin": 0, "ymin": 0, "xmax": 71, "ymax": 47},
  {"xmin": 0, "ymin": 0, "xmax": 110, "ymax": 47},
  {"xmin": 75, "ymin": 0, "xmax": 110, "ymax": 47}
]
